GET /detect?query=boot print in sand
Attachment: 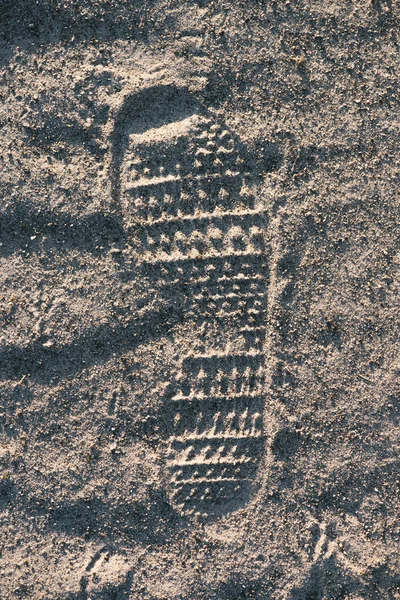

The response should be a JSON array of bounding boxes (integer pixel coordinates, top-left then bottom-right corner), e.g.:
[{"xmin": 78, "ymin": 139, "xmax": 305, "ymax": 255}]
[{"xmin": 111, "ymin": 85, "xmax": 269, "ymax": 518}]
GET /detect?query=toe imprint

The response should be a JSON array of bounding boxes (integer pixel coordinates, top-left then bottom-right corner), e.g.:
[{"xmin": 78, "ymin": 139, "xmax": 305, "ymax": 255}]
[{"xmin": 112, "ymin": 85, "xmax": 269, "ymax": 518}]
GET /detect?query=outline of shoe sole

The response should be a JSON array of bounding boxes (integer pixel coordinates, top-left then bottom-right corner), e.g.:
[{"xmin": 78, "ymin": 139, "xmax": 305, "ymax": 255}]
[{"xmin": 111, "ymin": 84, "xmax": 269, "ymax": 518}]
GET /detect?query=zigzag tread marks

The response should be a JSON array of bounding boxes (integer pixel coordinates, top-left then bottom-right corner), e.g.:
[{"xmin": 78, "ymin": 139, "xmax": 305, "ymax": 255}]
[
  {"xmin": 170, "ymin": 461, "xmax": 258, "ymax": 483},
  {"xmin": 173, "ymin": 375, "xmax": 265, "ymax": 399},
  {"xmin": 140, "ymin": 253, "xmax": 268, "ymax": 284},
  {"xmin": 132, "ymin": 210, "xmax": 266, "ymax": 263},
  {"xmin": 189, "ymin": 292, "xmax": 267, "ymax": 315},
  {"xmin": 167, "ymin": 396, "xmax": 264, "ymax": 438},
  {"xmin": 173, "ymin": 358, "xmax": 265, "ymax": 399},
  {"xmin": 120, "ymin": 113, "xmax": 251, "ymax": 222},
  {"xmin": 165, "ymin": 352, "xmax": 265, "ymax": 514},
  {"xmin": 138, "ymin": 207, "xmax": 267, "ymax": 229},
  {"xmin": 166, "ymin": 438, "xmax": 263, "ymax": 500},
  {"xmin": 168, "ymin": 429, "xmax": 265, "ymax": 452},
  {"xmin": 167, "ymin": 440, "xmax": 261, "ymax": 465},
  {"xmin": 138, "ymin": 247, "xmax": 265, "ymax": 265},
  {"xmin": 123, "ymin": 175, "xmax": 252, "ymax": 222},
  {"xmin": 182, "ymin": 351, "xmax": 264, "ymax": 372},
  {"xmin": 170, "ymin": 390, "xmax": 264, "ymax": 402},
  {"xmin": 170, "ymin": 479, "xmax": 254, "ymax": 514}
]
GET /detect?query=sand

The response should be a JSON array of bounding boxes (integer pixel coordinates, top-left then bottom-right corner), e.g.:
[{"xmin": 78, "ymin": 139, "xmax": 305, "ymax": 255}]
[{"xmin": 0, "ymin": 1, "xmax": 399, "ymax": 598}]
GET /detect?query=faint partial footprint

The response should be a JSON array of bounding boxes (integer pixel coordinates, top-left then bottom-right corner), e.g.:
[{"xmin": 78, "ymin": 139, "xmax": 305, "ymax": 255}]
[
  {"xmin": 111, "ymin": 84, "xmax": 269, "ymax": 518},
  {"xmin": 77, "ymin": 548, "xmax": 133, "ymax": 600}
]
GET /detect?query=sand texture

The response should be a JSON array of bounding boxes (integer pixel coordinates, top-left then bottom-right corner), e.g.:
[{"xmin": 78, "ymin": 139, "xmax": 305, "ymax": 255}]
[{"xmin": 0, "ymin": 1, "xmax": 399, "ymax": 599}]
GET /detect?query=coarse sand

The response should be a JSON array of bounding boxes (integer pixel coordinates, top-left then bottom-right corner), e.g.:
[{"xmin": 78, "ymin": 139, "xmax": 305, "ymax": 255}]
[{"xmin": 0, "ymin": 1, "xmax": 399, "ymax": 598}]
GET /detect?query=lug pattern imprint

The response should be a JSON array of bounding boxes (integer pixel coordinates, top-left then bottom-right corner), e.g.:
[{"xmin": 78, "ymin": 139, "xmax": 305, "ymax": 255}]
[{"xmin": 114, "ymin": 86, "xmax": 269, "ymax": 516}]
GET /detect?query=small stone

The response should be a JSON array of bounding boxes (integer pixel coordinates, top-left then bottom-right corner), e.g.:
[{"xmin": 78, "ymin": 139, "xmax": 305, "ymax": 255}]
[{"xmin": 42, "ymin": 340, "xmax": 54, "ymax": 348}]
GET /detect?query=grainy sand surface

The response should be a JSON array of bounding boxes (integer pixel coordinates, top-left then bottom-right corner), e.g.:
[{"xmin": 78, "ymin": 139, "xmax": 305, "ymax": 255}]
[{"xmin": 0, "ymin": 1, "xmax": 399, "ymax": 598}]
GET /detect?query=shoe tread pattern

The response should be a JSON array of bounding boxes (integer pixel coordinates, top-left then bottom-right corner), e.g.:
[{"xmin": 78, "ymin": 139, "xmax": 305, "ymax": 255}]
[{"xmin": 113, "ymin": 85, "xmax": 268, "ymax": 517}]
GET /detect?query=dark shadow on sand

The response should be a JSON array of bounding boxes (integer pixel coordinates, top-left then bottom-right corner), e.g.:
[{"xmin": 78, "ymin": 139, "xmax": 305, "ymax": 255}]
[
  {"xmin": 0, "ymin": 300, "xmax": 184, "ymax": 383},
  {"xmin": 62, "ymin": 569, "xmax": 134, "ymax": 600},
  {"xmin": 27, "ymin": 488, "xmax": 182, "ymax": 545},
  {"xmin": 0, "ymin": 0, "xmax": 159, "ymax": 60},
  {"xmin": 0, "ymin": 202, "xmax": 125, "ymax": 258}
]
